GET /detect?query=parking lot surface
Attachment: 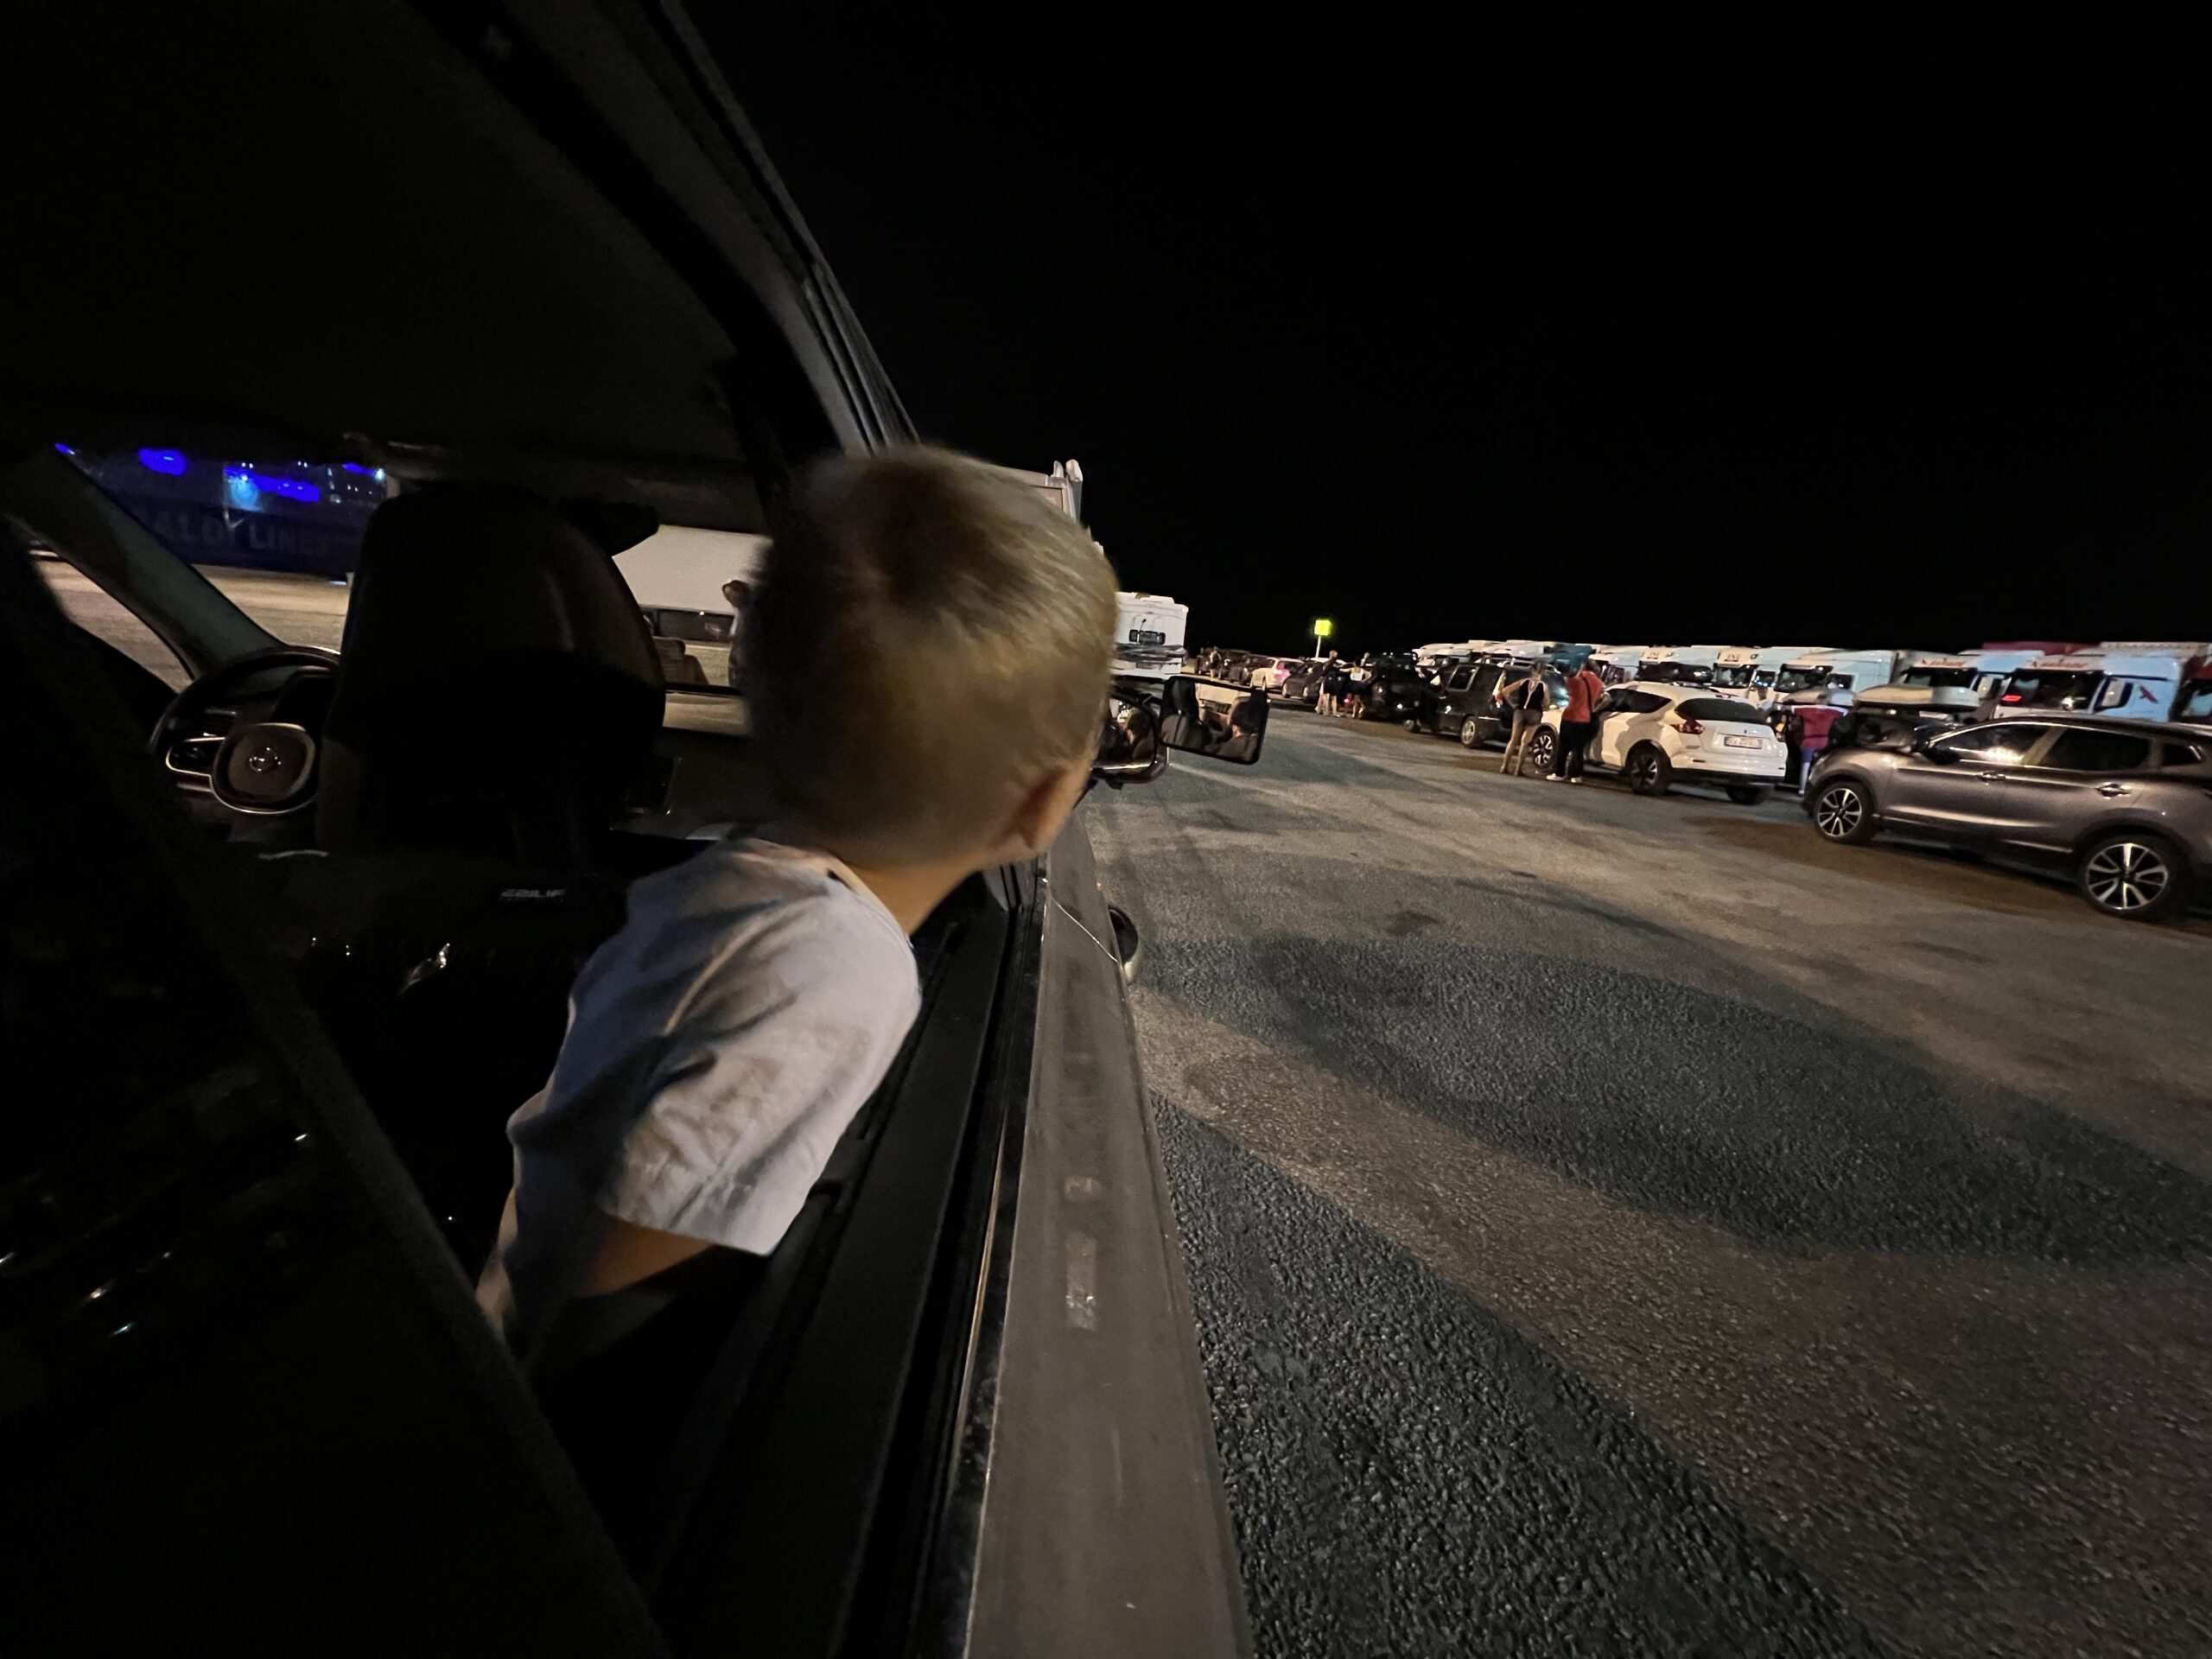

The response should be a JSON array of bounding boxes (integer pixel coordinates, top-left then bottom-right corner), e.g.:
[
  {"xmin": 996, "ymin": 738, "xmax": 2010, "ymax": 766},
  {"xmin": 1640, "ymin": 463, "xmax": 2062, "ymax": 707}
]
[{"xmin": 1089, "ymin": 709, "xmax": 2212, "ymax": 1659}]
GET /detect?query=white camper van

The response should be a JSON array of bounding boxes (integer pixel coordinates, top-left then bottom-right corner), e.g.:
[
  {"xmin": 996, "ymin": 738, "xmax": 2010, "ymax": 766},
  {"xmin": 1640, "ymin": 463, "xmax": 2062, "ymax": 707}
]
[
  {"xmin": 1712, "ymin": 646, "xmax": 1817, "ymax": 702},
  {"xmin": 1995, "ymin": 643, "xmax": 2210, "ymax": 723},
  {"xmin": 1589, "ymin": 645, "xmax": 1648, "ymax": 684},
  {"xmin": 1636, "ymin": 645, "xmax": 1726, "ymax": 685},
  {"xmin": 613, "ymin": 524, "xmax": 766, "ymax": 690},
  {"xmin": 1896, "ymin": 649, "xmax": 2038, "ymax": 700},
  {"xmin": 1113, "ymin": 593, "xmax": 1191, "ymax": 681},
  {"xmin": 1772, "ymin": 648, "xmax": 1919, "ymax": 708}
]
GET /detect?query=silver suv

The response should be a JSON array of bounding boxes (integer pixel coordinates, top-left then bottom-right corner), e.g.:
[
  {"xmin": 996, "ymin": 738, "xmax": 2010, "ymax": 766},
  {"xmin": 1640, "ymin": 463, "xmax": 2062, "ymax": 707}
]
[{"xmin": 1805, "ymin": 716, "xmax": 2212, "ymax": 922}]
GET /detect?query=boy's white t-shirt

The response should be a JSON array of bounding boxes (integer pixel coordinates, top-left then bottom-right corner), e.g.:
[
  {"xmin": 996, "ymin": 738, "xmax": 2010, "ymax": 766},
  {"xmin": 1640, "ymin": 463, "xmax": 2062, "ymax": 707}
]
[{"xmin": 476, "ymin": 836, "xmax": 921, "ymax": 1361}]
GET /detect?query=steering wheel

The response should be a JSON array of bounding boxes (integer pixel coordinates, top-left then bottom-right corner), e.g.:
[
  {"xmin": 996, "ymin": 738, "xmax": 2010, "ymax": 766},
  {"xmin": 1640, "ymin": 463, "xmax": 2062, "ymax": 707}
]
[{"xmin": 149, "ymin": 645, "xmax": 340, "ymax": 817}]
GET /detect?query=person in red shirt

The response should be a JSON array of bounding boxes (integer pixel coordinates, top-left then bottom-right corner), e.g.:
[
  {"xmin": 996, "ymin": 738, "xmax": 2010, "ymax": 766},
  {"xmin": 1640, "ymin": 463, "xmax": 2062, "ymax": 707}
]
[
  {"xmin": 1788, "ymin": 695, "xmax": 1847, "ymax": 791},
  {"xmin": 1550, "ymin": 663, "xmax": 1609, "ymax": 783}
]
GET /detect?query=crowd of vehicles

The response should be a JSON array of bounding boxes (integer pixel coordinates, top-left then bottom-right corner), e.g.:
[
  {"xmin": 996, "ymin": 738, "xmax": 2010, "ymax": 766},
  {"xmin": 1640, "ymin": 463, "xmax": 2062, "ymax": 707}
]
[{"xmin": 1196, "ymin": 633, "xmax": 2212, "ymax": 921}]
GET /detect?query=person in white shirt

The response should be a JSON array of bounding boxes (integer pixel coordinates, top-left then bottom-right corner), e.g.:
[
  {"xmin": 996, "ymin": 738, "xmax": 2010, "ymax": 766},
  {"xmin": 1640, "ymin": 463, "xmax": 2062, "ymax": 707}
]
[{"xmin": 478, "ymin": 447, "xmax": 1118, "ymax": 1369}]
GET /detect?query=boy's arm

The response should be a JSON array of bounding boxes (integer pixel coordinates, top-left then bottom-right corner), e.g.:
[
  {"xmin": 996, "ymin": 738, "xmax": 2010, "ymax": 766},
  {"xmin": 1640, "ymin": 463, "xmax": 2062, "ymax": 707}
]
[{"xmin": 578, "ymin": 1215, "xmax": 713, "ymax": 1295}]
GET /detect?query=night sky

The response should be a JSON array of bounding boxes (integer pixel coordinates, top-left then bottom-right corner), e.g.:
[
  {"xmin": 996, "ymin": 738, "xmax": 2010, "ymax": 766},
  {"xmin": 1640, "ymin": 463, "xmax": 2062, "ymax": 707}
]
[{"xmin": 715, "ymin": 15, "xmax": 2210, "ymax": 658}]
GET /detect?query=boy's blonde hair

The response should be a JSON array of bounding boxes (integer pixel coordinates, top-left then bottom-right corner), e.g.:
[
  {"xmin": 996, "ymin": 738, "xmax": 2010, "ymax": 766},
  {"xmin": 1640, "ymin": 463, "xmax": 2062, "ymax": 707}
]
[{"xmin": 746, "ymin": 446, "xmax": 1117, "ymax": 861}]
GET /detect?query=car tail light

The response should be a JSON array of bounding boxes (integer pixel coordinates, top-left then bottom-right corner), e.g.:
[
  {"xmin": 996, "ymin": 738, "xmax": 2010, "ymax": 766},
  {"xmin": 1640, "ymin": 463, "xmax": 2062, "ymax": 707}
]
[
  {"xmin": 1672, "ymin": 716, "xmax": 1704, "ymax": 734},
  {"xmin": 2000, "ymin": 692, "xmax": 2023, "ymax": 703}
]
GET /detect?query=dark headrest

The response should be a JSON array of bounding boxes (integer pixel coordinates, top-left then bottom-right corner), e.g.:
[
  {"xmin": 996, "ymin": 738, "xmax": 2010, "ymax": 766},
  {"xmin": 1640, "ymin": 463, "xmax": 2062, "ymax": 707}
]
[{"xmin": 319, "ymin": 484, "xmax": 664, "ymax": 860}]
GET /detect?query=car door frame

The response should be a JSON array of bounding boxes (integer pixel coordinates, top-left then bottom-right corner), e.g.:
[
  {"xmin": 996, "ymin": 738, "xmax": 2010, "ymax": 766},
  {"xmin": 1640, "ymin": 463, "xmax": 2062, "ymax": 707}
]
[
  {"xmin": 1878, "ymin": 722, "xmax": 2056, "ymax": 840},
  {"xmin": 1990, "ymin": 725, "xmax": 2164, "ymax": 859},
  {"xmin": 1599, "ymin": 690, "xmax": 1669, "ymax": 770}
]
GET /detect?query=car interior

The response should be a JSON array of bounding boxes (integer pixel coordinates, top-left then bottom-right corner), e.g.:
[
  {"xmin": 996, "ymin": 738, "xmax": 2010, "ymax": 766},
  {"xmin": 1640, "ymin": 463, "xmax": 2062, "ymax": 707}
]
[{"xmin": 0, "ymin": 8, "xmax": 1067, "ymax": 1649}]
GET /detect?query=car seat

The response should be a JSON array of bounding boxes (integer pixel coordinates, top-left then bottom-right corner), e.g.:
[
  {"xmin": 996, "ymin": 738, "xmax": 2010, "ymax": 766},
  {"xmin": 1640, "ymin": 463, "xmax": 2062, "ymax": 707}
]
[{"xmin": 289, "ymin": 483, "xmax": 674, "ymax": 1266}]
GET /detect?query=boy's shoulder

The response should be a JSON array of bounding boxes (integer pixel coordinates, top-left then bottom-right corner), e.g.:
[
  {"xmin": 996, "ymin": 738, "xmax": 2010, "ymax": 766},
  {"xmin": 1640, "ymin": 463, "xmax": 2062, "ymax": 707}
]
[{"xmin": 627, "ymin": 837, "xmax": 906, "ymax": 950}]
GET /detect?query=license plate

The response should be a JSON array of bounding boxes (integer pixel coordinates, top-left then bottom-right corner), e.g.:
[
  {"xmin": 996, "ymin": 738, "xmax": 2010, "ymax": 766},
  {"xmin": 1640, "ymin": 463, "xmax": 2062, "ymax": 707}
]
[{"xmin": 1724, "ymin": 734, "xmax": 1762, "ymax": 748}]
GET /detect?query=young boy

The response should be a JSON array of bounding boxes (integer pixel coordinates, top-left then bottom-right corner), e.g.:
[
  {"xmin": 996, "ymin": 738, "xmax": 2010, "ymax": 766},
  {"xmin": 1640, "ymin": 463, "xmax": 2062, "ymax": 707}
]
[{"xmin": 477, "ymin": 447, "xmax": 1117, "ymax": 1368}]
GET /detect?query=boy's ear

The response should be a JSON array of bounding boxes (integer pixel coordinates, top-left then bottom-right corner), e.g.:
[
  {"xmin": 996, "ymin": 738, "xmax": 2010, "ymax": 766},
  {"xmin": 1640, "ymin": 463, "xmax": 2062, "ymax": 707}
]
[{"xmin": 996, "ymin": 754, "xmax": 1092, "ymax": 861}]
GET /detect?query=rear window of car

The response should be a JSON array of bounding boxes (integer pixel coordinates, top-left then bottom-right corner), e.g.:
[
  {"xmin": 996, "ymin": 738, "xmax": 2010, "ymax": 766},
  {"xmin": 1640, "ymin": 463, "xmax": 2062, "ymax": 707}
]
[
  {"xmin": 2037, "ymin": 729, "xmax": 2156, "ymax": 772},
  {"xmin": 1676, "ymin": 697, "xmax": 1765, "ymax": 723}
]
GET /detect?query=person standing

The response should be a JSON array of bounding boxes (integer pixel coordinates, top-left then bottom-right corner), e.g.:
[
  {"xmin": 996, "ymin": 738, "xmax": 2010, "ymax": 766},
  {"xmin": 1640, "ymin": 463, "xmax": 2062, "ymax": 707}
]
[
  {"xmin": 1791, "ymin": 694, "xmax": 1847, "ymax": 791},
  {"xmin": 1319, "ymin": 654, "xmax": 1347, "ymax": 717},
  {"xmin": 1497, "ymin": 665, "xmax": 1548, "ymax": 776},
  {"xmin": 1550, "ymin": 660, "xmax": 1606, "ymax": 784},
  {"xmin": 1316, "ymin": 650, "xmax": 1341, "ymax": 715},
  {"xmin": 721, "ymin": 576, "xmax": 753, "ymax": 694}
]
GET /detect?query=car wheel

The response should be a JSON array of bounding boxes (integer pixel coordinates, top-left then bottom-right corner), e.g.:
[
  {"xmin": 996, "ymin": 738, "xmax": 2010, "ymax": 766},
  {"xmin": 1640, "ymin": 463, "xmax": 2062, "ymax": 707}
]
[
  {"xmin": 1628, "ymin": 745, "xmax": 1673, "ymax": 796},
  {"xmin": 1725, "ymin": 784, "xmax": 1772, "ymax": 806},
  {"xmin": 1527, "ymin": 728, "xmax": 1556, "ymax": 773},
  {"xmin": 2077, "ymin": 830, "xmax": 2186, "ymax": 923},
  {"xmin": 1810, "ymin": 777, "xmax": 1878, "ymax": 844},
  {"xmin": 1403, "ymin": 716, "xmax": 1420, "ymax": 731},
  {"xmin": 1459, "ymin": 716, "xmax": 1483, "ymax": 749}
]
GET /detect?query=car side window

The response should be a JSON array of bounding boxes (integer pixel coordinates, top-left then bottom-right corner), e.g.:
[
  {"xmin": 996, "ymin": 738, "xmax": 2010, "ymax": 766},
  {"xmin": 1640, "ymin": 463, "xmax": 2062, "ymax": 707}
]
[
  {"xmin": 1932, "ymin": 724, "xmax": 2049, "ymax": 765},
  {"xmin": 2158, "ymin": 741, "xmax": 2205, "ymax": 767},
  {"xmin": 1618, "ymin": 691, "xmax": 1669, "ymax": 715},
  {"xmin": 2092, "ymin": 677, "xmax": 2144, "ymax": 713},
  {"xmin": 2038, "ymin": 729, "xmax": 2156, "ymax": 772},
  {"xmin": 1447, "ymin": 667, "xmax": 1473, "ymax": 691},
  {"xmin": 31, "ymin": 550, "xmax": 191, "ymax": 690}
]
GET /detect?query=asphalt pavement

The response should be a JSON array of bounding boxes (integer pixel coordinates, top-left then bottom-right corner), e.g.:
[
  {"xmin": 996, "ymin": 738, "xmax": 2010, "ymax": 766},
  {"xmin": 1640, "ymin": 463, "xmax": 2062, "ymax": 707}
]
[{"xmin": 1088, "ymin": 708, "xmax": 2212, "ymax": 1659}]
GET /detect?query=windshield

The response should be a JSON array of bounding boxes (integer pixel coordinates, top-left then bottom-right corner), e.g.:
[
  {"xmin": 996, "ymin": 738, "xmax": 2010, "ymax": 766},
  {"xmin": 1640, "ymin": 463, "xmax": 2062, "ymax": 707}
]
[
  {"xmin": 1640, "ymin": 661, "xmax": 1712, "ymax": 684},
  {"xmin": 1902, "ymin": 666, "xmax": 1978, "ymax": 689},
  {"xmin": 2005, "ymin": 669, "xmax": 2101, "ymax": 710},
  {"xmin": 1709, "ymin": 664, "xmax": 1755, "ymax": 687},
  {"xmin": 2174, "ymin": 678, "xmax": 2212, "ymax": 721},
  {"xmin": 1773, "ymin": 665, "xmax": 1831, "ymax": 692},
  {"xmin": 48, "ymin": 447, "xmax": 754, "ymax": 713}
]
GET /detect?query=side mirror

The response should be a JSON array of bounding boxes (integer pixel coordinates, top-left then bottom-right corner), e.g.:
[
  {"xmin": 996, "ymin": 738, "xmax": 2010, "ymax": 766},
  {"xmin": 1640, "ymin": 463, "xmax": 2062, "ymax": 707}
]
[
  {"xmin": 1095, "ymin": 676, "xmax": 1268, "ymax": 783},
  {"xmin": 1157, "ymin": 674, "xmax": 1268, "ymax": 765},
  {"xmin": 1094, "ymin": 696, "xmax": 1167, "ymax": 784}
]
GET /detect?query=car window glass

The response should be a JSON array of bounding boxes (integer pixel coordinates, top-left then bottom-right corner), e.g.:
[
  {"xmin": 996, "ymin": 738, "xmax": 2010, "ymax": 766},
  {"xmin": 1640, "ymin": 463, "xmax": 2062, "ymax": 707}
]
[
  {"xmin": 1933, "ymin": 724, "xmax": 2047, "ymax": 764},
  {"xmin": 1448, "ymin": 668, "xmax": 1472, "ymax": 690},
  {"xmin": 1675, "ymin": 697, "xmax": 1764, "ymax": 721},
  {"xmin": 2177, "ymin": 681, "xmax": 2212, "ymax": 721},
  {"xmin": 2158, "ymin": 741, "xmax": 2204, "ymax": 767},
  {"xmin": 2039, "ymin": 729, "xmax": 2155, "ymax": 772},
  {"xmin": 2093, "ymin": 677, "xmax": 2140, "ymax": 712},
  {"xmin": 60, "ymin": 446, "xmax": 380, "ymax": 655},
  {"xmin": 30, "ymin": 551, "xmax": 189, "ymax": 689},
  {"xmin": 2005, "ymin": 670, "xmax": 2100, "ymax": 710},
  {"xmin": 1620, "ymin": 690, "xmax": 1669, "ymax": 715}
]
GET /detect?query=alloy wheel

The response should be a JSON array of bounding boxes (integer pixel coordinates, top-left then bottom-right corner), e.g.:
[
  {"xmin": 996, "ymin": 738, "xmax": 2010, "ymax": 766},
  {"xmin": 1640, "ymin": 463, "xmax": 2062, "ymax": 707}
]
[
  {"xmin": 2083, "ymin": 839, "xmax": 2172, "ymax": 913},
  {"xmin": 1814, "ymin": 784, "xmax": 1863, "ymax": 840}
]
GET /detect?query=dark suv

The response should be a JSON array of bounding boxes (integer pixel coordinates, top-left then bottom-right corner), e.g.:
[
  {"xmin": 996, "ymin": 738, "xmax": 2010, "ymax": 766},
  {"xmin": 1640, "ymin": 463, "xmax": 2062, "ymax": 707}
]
[
  {"xmin": 1806, "ymin": 716, "xmax": 2212, "ymax": 922},
  {"xmin": 1418, "ymin": 661, "xmax": 1563, "ymax": 746},
  {"xmin": 1356, "ymin": 664, "xmax": 1430, "ymax": 723}
]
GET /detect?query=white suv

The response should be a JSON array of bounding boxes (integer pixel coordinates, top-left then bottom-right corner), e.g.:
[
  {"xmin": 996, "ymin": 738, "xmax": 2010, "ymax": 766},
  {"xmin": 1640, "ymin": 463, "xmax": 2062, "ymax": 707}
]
[{"xmin": 1526, "ymin": 682, "xmax": 1786, "ymax": 803}]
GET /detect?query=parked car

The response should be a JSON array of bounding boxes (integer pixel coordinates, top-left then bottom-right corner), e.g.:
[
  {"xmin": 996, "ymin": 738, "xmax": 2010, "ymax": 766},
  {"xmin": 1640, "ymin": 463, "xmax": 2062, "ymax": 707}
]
[
  {"xmin": 1525, "ymin": 684, "xmax": 1787, "ymax": 802},
  {"xmin": 1418, "ymin": 659, "xmax": 1563, "ymax": 745},
  {"xmin": 1276, "ymin": 658, "xmax": 1328, "ymax": 705},
  {"xmin": 1354, "ymin": 664, "xmax": 1430, "ymax": 722},
  {"xmin": 0, "ymin": 10, "xmax": 1250, "ymax": 1656},
  {"xmin": 1805, "ymin": 716, "xmax": 2212, "ymax": 922}
]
